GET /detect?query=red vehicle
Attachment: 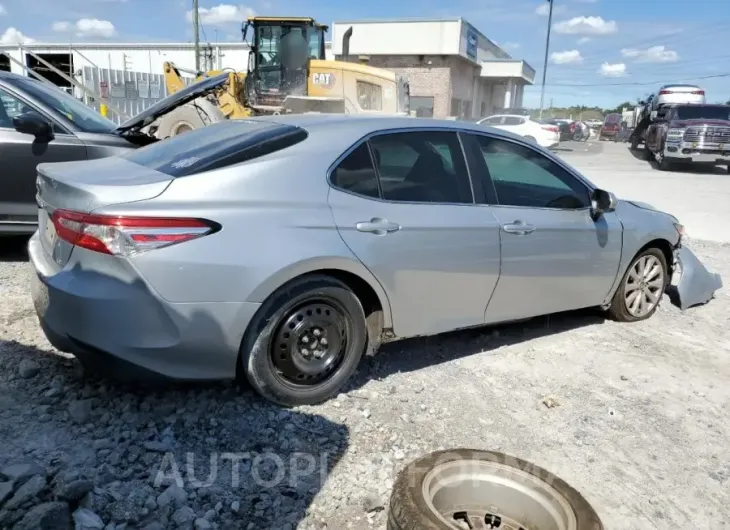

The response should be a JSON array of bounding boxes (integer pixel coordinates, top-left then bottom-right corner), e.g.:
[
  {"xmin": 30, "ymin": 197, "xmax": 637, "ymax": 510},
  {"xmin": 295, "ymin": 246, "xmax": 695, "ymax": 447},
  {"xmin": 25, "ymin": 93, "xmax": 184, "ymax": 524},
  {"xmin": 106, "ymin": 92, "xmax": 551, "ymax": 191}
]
[{"xmin": 599, "ymin": 113, "xmax": 621, "ymax": 140}]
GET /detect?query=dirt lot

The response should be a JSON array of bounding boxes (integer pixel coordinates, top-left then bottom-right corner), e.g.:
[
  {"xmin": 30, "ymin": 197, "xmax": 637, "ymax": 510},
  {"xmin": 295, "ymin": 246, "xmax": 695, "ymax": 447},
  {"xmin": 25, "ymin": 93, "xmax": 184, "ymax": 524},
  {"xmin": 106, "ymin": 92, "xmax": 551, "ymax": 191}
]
[{"xmin": 0, "ymin": 141, "xmax": 728, "ymax": 529}]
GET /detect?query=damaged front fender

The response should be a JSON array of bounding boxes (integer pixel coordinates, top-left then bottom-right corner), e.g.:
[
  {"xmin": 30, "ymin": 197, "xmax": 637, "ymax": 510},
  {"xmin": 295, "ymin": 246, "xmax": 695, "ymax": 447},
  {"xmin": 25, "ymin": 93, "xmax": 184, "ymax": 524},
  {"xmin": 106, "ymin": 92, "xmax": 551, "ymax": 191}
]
[{"xmin": 672, "ymin": 246, "xmax": 723, "ymax": 310}]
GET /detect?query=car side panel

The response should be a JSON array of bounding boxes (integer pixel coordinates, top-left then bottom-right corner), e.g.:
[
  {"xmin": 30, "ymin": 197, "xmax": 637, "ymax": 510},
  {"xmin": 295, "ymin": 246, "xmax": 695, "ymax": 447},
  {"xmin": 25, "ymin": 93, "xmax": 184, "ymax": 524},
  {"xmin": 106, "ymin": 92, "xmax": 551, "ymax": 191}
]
[
  {"xmin": 600, "ymin": 200, "xmax": 681, "ymax": 305},
  {"xmin": 0, "ymin": 129, "xmax": 87, "ymax": 227},
  {"xmin": 102, "ymin": 153, "xmax": 394, "ymax": 329}
]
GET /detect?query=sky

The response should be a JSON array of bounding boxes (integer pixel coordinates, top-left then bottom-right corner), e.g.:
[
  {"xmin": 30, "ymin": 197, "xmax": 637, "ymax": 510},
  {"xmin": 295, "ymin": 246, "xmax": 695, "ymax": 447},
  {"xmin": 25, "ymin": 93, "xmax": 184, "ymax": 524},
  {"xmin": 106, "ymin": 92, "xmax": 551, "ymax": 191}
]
[{"xmin": 1, "ymin": 0, "xmax": 729, "ymax": 108}]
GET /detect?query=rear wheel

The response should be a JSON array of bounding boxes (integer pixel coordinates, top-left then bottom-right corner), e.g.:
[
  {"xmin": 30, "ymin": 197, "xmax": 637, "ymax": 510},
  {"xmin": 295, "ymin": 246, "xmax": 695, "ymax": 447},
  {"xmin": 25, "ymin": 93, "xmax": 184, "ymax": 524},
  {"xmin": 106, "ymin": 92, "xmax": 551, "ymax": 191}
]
[
  {"xmin": 524, "ymin": 135, "xmax": 537, "ymax": 144},
  {"xmin": 240, "ymin": 275, "xmax": 368, "ymax": 406},
  {"xmin": 607, "ymin": 248, "xmax": 668, "ymax": 322},
  {"xmin": 154, "ymin": 97, "xmax": 226, "ymax": 138}
]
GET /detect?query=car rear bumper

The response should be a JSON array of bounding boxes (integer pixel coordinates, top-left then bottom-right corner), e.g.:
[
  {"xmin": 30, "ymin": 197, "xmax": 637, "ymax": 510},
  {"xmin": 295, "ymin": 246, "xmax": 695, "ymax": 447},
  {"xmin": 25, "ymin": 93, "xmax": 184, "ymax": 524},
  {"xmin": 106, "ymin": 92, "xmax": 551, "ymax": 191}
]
[
  {"xmin": 664, "ymin": 142, "xmax": 730, "ymax": 163},
  {"xmin": 28, "ymin": 233, "xmax": 261, "ymax": 381}
]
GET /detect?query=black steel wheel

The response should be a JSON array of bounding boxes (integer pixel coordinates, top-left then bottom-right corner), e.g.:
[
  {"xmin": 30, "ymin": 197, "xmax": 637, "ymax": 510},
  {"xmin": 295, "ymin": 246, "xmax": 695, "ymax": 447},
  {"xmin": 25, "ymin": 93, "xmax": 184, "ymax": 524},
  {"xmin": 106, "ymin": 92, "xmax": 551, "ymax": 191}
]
[
  {"xmin": 271, "ymin": 300, "xmax": 349, "ymax": 386},
  {"xmin": 240, "ymin": 275, "xmax": 368, "ymax": 406}
]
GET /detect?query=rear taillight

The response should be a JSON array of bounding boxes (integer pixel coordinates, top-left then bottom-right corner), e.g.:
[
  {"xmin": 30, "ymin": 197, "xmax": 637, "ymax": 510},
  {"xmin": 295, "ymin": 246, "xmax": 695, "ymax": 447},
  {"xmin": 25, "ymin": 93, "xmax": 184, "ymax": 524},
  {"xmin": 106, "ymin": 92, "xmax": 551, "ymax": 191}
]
[
  {"xmin": 570, "ymin": 123, "xmax": 575, "ymax": 132},
  {"xmin": 691, "ymin": 90, "xmax": 704, "ymax": 95},
  {"xmin": 659, "ymin": 90, "xmax": 673, "ymax": 95},
  {"xmin": 542, "ymin": 125, "xmax": 559, "ymax": 132},
  {"xmin": 51, "ymin": 209, "xmax": 217, "ymax": 256}
]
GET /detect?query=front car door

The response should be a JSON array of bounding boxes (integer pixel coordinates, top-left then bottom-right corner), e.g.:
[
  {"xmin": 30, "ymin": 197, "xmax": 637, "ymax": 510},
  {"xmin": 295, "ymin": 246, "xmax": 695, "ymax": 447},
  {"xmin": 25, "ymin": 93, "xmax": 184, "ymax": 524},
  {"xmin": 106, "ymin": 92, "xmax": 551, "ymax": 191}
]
[
  {"xmin": 327, "ymin": 129, "xmax": 502, "ymax": 338},
  {"xmin": 463, "ymin": 133, "xmax": 623, "ymax": 324},
  {"xmin": 0, "ymin": 86, "xmax": 87, "ymax": 228}
]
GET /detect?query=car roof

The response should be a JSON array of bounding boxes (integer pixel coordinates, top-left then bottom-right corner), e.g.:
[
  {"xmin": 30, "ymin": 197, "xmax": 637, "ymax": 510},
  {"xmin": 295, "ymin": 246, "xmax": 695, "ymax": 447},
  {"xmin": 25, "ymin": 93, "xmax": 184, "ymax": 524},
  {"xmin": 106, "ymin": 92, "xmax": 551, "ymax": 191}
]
[{"xmin": 243, "ymin": 113, "xmax": 524, "ymax": 142}]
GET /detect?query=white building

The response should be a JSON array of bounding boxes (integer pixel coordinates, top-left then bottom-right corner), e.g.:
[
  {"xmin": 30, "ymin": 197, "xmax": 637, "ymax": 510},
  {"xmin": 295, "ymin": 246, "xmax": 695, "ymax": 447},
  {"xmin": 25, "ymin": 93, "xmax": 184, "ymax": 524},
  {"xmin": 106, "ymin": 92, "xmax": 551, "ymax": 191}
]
[
  {"xmin": 331, "ymin": 18, "xmax": 535, "ymax": 118},
  {"xmin": 0, "ymin": 17, "xmax": 533, "ymax": 121}
]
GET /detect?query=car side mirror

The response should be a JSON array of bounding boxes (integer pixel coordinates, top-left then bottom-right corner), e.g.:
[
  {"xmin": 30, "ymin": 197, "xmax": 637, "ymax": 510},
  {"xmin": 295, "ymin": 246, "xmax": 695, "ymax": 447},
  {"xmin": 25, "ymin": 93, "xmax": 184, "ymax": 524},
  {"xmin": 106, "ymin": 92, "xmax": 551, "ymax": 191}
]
[
  {"xmin": 13, "ymin": 111, "xmax": 53, "ymax": 141},
  {"xmin": 591, "ymin": 188, "xmax": 617, "ymax": 218}
]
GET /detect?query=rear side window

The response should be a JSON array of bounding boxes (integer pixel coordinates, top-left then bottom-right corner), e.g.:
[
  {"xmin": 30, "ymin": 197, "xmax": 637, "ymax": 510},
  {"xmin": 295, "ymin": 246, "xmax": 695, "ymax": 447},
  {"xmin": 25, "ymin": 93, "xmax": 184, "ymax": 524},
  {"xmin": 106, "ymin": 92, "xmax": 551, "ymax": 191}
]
[
  {"xmin": 369, "ymin": 131, "xmax": 473, "ymax": 204},
  {"xmin": 122, "ymin": 120, "xmax": 308, "ymax": 177},
  {"xmin": 503, "ymin": 117, "xmax": 524, "ymax": 125},
  {"xmin": 330, "ymin": 143, "xmax": 380, "ymax": 199}
]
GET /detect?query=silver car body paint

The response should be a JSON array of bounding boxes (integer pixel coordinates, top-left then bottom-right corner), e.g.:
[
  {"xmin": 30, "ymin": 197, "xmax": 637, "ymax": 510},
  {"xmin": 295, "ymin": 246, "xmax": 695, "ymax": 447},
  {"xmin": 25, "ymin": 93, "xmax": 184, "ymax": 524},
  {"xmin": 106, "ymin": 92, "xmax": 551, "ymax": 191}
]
[
  {"xmin": 674, "ymin": 246, "xmax": 723, "ymax": 310},
  {"xmin": 27, "ymin": 114, "xmax": 721, "ymax": 380}
]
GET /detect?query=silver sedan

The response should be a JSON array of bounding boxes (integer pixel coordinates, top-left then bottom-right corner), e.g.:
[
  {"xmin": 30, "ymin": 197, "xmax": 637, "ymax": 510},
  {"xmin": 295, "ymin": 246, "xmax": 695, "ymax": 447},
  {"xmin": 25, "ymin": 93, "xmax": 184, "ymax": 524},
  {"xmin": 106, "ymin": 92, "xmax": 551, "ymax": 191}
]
[{"xmin": 28, "ymin": 115, "xmax": 721, "ymax": 406}]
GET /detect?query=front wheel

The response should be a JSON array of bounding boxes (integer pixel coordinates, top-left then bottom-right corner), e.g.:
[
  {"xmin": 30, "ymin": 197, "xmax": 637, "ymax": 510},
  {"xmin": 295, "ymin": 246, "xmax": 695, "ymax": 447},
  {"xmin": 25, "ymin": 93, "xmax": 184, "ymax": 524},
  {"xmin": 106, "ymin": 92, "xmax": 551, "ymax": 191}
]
[
  {"xmin": 607, "ymin": 248, "xmax": 668, "ymax": 322},
  {"xmin": 240, "ymin": 275, "xmax": 368, "ymax": 406}
]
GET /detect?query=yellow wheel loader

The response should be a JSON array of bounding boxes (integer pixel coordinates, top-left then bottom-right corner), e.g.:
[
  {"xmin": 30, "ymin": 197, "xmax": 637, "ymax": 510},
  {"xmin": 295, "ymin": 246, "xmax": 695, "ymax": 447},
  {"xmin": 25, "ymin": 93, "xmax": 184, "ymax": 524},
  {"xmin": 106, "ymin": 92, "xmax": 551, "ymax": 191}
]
[{"xmin": 156, "ymin": 16, "xmax": 411, "ymax": 137}]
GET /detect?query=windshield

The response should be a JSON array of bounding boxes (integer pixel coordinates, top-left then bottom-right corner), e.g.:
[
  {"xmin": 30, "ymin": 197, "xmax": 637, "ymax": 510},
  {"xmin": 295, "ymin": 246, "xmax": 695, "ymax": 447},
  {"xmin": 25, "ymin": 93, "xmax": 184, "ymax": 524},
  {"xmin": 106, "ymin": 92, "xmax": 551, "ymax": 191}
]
[
  {"xmin": 604, "ymin": 114, "xmax": 620, "ymax": 124},
  {"xmin": 16, "ymin": 77, "xmax": 117, "ymax": 134},
  {"xmin": 676, "ymin": 105, "xmax": 730, "ymax": 121}
]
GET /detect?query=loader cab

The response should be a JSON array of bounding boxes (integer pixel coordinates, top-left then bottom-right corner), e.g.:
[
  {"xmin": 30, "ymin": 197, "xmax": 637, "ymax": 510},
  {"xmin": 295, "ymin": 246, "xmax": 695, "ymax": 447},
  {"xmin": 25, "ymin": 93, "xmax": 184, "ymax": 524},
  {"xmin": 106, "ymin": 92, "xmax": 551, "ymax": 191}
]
[{"xmin": 243, "ymin": 17, "xmax": 327, "ymax": 109}]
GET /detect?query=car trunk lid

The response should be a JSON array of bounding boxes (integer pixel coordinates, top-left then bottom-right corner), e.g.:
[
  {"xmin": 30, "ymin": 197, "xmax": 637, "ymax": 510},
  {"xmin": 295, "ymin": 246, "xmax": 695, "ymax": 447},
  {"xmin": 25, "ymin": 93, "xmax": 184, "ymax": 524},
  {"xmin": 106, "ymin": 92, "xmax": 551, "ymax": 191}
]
[{"xmin": 36, "ymin": 157, "xmax": 174, "ymax": 267}]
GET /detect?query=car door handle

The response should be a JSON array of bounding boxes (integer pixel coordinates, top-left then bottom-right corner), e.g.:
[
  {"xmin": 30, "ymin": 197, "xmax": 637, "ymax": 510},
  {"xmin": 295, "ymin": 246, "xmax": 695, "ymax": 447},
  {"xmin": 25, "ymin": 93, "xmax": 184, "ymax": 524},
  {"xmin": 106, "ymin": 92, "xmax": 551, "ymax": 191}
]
[
  {"xmin": 356, "ymin": 218, "xmax": 401, "ymax": 235},
  {"xmin": 502, "ymin": 221, "xmax": 535, "ymax": 235}
]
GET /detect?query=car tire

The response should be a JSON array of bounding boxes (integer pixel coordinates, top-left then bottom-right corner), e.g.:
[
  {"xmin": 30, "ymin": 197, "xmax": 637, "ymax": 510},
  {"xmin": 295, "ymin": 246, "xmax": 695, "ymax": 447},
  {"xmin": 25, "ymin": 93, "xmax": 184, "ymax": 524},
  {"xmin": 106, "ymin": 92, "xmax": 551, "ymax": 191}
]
[
  {"xmin": 240, "ymin": 274, "xmax": 368, "ymax": 407},
  {"xmin": 524, "ymin": 135, "xmax": 537, "ymax": 144},
  {"xmin": 607, "ymin": 248, "xmax": 668, "ymax": 323},
  {"xmin": 387, "ymin": 449, "xmax": 604, "ymax": 530}
]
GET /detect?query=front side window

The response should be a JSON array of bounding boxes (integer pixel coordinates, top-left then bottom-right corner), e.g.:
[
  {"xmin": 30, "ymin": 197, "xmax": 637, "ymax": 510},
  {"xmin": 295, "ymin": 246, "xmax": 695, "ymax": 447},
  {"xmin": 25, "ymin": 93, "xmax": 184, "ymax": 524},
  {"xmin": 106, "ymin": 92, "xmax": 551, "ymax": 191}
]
[
  {"xmin": 483, "ymin": 116, "xmax": 503, "ymax": 125},
  {"xmin": 357, "ymin": 81, "xmax": 383, "ymax": 111},
  {"xmin": 476, "ymin": 136, "xmax": 590, "ymax": 209},
  {"xmin": 14, "ymin": 78, "xmax": 117, "ymax": 134},
  {"xmin": 369, "ymin": 131, "xmax": 473, "ymax": 204},
  {"xmin": 0, "ymin": 87, "xmax": 32, "ymax": 128}
]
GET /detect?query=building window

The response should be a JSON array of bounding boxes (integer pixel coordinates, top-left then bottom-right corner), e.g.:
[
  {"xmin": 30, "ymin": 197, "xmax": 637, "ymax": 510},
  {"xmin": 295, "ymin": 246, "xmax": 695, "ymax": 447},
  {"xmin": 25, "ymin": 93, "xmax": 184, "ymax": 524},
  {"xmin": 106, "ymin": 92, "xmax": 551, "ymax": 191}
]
[
  {"xmin": 450, "ymin": 98, "xmax": 462, "ymax": 117},
  {"xmin": 462, "ymin": 100, "xmax": 472, "ymax": 119},
  {"xmin": 357, "ymin": 81, "xmax": 383, "ymax": 111},
  {"xmin": 410, "ymin": 96, "xmax": 434, "ymax": 118},
  {"xmin": 480, "ymin": 102, "xmax": 486, "ymax": 118}
]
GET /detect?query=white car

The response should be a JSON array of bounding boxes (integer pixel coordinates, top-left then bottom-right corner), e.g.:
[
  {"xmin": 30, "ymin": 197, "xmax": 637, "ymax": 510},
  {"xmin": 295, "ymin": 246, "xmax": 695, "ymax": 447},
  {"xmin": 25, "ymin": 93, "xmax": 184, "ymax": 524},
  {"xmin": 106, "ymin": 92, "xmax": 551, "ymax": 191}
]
[
  {"xmin": 651, "ymin": 84, "xmax": 705, "ymax": 114},
  {"xmin": 477, "ymin": 114, "xmax": 560, "ymax": 148}
]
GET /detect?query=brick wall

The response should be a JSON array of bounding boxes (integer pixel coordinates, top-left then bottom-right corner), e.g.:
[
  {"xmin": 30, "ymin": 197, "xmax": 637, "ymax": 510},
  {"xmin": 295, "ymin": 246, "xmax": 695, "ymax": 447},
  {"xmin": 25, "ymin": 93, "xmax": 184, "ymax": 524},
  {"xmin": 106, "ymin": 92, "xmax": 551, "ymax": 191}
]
[{"xmin": 338, "ymin": 54, "xmax": 454, "ymax": 118}]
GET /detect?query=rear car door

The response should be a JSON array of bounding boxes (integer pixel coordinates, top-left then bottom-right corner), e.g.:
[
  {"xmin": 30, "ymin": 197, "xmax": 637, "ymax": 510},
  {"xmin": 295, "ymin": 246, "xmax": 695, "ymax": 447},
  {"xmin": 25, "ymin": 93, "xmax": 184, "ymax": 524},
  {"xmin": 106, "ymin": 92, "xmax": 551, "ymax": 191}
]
[
  {"xmin": 327, "ymin": 129, "xmax": 502, "ymax": 338},
  {"xmin": 0, "ymin": 86, "xmax": 87, "ymax": 227},
  {"xmin": 465, "ymin": 133, "xmax": 623, "ymax": 323}
]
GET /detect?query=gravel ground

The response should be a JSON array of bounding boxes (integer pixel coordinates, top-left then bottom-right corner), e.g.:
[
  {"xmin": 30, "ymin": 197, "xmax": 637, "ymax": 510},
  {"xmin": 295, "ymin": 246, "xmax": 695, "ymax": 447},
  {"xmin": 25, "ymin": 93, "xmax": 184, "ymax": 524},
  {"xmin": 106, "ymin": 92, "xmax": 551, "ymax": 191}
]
[{"xmin": 1, "ymin": 143, "xmax": 729, "ymax": 530}]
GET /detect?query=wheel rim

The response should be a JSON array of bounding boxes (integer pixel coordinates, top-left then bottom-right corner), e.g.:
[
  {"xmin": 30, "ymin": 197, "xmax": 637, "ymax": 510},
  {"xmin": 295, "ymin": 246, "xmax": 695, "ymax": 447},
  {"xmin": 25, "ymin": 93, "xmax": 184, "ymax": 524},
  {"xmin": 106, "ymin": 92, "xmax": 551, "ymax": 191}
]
[
  {"xmin": 624, "ymin": 255, "xmax": 664, "ymax": 317},
  {"xmin": 271, "ymin": 299, "xmax": 349, "ymax": 385},
  {"xmin": 422, "ymin": 460, "xmax": 578, "ymax": 530}
]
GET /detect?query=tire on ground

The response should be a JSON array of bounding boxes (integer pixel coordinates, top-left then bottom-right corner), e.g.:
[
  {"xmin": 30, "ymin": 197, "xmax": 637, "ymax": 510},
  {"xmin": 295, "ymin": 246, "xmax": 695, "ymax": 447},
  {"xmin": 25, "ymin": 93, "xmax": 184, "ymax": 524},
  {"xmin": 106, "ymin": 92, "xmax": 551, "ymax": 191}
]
[
  {"xmin": 154, "ymin": 97, "xmax": 226, "ymax": 138},
  {"xmin": 607, "ymin": 247, "xmax": 668, "ymax": 322},
  {"xmin": 387, "ymin": 449, "xmax": 604, "ymax": 530},
  {"xmin": 240, "ymin": 274, "xmax": 368, "ymax": 407}
]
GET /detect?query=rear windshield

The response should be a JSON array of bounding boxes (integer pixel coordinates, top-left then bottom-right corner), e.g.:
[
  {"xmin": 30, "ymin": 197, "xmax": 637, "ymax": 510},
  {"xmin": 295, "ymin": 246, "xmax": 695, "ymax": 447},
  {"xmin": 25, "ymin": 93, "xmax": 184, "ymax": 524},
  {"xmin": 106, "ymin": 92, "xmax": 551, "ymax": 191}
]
[
  {"xmin": 121, "ymin": 120, "xmax": 308, "ymax": 177},
  {"xmin": 604, "ymin": 114, "xmax": 620, "ymax": 124},
  {"xmin": 675, "ymin": 105, "xmax": 730, "ymax": 121}
]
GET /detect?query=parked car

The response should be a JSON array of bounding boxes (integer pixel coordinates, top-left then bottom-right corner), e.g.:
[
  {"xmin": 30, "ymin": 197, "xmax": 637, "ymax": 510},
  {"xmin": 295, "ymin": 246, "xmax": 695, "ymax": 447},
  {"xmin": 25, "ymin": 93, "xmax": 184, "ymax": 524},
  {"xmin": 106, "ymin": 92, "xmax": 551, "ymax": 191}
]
[
  {"xmin": 545, "ymin": 119, "xmax": 576, "ymax": 141},
  {"xmin": 29, "ymin": 115, "xmax": 721, "ymax": 406},
  {"xmin": 644, "ymin": 104, "xmax": 730, "ymax": 171},
  {"xmin": 477, "ymin": 114, "xmax": 559, "ymax": 148},
  {"xmin": 599, "ymin": 113, "xmax": 622, "ymax": 140},
  {"xmin": 0, "ymin": 70, "xmax": 230, "ymax": 235}
]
